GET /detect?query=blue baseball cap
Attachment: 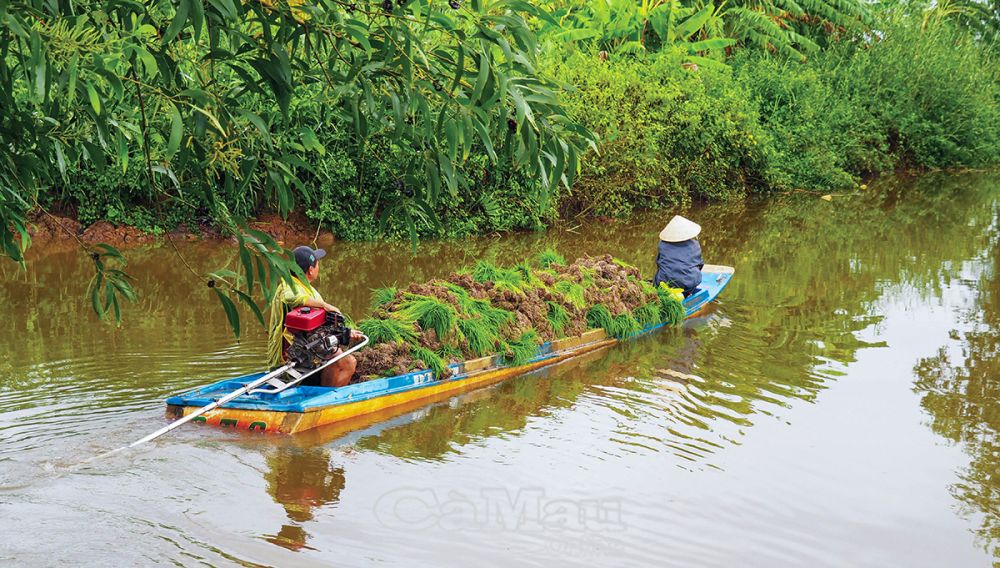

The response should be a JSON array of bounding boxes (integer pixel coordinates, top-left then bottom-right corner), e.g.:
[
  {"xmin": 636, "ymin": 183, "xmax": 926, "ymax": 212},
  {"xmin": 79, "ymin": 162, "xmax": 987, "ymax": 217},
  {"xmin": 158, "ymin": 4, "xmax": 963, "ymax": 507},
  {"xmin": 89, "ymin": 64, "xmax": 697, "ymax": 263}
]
[{"xmin": 292, "ymin": 245, "xmax": 326, "ymax": 273}]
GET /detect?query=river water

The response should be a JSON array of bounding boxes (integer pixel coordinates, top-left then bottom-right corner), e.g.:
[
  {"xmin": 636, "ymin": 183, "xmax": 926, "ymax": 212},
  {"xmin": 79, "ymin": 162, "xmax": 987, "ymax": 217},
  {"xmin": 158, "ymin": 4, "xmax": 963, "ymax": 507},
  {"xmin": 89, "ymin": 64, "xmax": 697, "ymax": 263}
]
[{"xmin": 1, "ymin": 172, "xmax": 998, "ymax": 566}]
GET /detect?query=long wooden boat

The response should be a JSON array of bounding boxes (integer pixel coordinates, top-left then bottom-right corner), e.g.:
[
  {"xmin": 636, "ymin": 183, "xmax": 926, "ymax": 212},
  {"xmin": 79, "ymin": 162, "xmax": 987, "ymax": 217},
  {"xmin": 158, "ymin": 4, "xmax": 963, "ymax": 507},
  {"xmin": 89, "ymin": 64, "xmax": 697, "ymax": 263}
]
[{"xmin": 166, "ymin": 265, "xmax": 734, "ymax": 434}]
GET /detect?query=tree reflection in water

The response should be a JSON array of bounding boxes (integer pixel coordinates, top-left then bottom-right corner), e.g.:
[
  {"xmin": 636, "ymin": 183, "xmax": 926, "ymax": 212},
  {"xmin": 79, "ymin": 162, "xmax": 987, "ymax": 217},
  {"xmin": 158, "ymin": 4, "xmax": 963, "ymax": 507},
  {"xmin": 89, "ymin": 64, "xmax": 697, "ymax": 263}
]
[{"xmin": 914, "ymin": 237, "xmax": 1000, "ymax": 557}]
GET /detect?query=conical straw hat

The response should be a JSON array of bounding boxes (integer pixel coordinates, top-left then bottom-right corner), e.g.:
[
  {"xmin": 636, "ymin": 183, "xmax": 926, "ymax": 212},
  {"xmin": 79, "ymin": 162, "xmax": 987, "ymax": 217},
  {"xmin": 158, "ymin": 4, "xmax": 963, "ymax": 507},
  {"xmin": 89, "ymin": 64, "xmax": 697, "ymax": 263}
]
[{"xmin": 659, "ymin": 215, "xmax": 701, "ymax": 242}]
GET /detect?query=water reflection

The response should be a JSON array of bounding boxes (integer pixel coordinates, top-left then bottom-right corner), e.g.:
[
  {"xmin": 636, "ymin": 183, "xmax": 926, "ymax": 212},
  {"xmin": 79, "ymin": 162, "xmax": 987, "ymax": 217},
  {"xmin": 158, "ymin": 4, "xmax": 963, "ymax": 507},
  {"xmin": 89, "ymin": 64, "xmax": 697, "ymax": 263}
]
[
  {"xmin": 262, "ymin": 446, "xmax": 346, "ymax": 551},
  {"xmin": 914, "ymin": 227, "xmax": 1000, "ymax": 555}
]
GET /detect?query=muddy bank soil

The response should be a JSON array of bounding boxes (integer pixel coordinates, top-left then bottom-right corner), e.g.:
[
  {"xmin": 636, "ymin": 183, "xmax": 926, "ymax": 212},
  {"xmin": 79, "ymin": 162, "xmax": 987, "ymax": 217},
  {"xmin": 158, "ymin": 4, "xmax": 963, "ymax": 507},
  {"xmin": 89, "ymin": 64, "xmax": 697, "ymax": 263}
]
[{"xmin": 24, "ymin": 210, "xmax": 334, "ymax": 250}]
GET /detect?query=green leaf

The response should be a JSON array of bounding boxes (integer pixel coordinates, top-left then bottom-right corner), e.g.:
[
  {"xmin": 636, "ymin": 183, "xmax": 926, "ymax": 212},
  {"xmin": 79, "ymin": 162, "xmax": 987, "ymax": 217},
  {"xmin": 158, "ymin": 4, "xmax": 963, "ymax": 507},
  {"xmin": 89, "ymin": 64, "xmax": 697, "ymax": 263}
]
[
  {"xmin": 213, "ymin": 288, "xmax": 241, "ymax": 338},
  {"xmin": 90, "ymin": 271, "xmax": 106, "ymax": 320},
  {"xmin": 190, "ymin": 0, "xmax": 205, "ymax": 41},
  {"xmin": 66, "ymin": 56, "xmax": 78, "ymax": 105},
  {"xmin": 116, "ymin": 132, "xmax": 129, "ymax": 173},
  {"xmin": 234, "ymin": 289, "xmax": 265, "ymax": 327},
  {"xmin": 167, "ymin": 104, "xmax": 183, "ymax": 159},
  {"xmin": 300, "ymin": 127, "xmax": 325, "ymax": 156},
  {"xmin": 677, "ymin": 5, "xmax": 714, "ymax": 40},
  {"xmin": 163, "ymin": 0, "xmax": 192, "ymax": 45},
  {"xmin": 238, "ymin": 109, "xmax": 272, "ymax": 145},
  {"xmin": 445, "ymin": 119, "xmax": 458, "ymax": 162},
  {"xmin": 85, "ymin": 82, "xmax": 101, "ymax": 115},
  {"xmin": 471, "ymin": 117, "xmax": 496, "ymax": 162},
  {"xmin": 472, "ymin": 52, "xmax": 490, "ymax": 104},
  {"xmin": 239, "ymin": 244, "xmax": 254, "ymax": 292},
  {"xmin": 96, "ymin": 243, "xmax": 124, "ymax": 260},
  {"xmin": 688, "ymin": 38, "xmax": 736, "ymax": 52}
]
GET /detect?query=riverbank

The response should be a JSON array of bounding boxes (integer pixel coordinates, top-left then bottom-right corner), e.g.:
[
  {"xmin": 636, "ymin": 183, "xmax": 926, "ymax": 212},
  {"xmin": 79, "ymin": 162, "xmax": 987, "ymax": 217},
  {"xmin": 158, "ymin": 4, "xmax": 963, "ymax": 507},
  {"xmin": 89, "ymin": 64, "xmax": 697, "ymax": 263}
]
[
  {"xmin": 25, "ymin": 166, "xmax": 990, "ymax": 251},
  {"xmin": 25, "ymin": 209, "xmax": 335, "ymax": 251}
]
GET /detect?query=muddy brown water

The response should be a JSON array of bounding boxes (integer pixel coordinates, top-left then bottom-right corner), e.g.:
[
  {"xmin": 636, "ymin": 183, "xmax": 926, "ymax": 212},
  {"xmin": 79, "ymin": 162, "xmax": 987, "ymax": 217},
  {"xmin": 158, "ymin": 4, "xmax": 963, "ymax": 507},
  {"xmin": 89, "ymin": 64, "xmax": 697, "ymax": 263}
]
[{"xmin": 1, "ymin": 172, "xmax": 999, "ymax": 567}]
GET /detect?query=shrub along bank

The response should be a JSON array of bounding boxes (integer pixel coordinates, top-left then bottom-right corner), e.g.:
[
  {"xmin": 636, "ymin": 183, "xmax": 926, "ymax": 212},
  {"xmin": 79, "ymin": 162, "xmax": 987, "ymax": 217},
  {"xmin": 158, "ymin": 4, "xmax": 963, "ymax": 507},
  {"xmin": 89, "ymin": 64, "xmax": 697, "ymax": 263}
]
[{"xmin": 39, "ymin": 13, "xmax": 998, "ymax": 239}]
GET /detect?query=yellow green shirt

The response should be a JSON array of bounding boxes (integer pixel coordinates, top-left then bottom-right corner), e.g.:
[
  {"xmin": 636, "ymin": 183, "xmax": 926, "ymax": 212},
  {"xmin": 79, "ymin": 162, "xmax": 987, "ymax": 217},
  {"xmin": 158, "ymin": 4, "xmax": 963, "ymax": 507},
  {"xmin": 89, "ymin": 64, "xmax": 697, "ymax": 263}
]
[{"xmin": 267, "ymin": 276, "xmax": 324, "ymax": 369}]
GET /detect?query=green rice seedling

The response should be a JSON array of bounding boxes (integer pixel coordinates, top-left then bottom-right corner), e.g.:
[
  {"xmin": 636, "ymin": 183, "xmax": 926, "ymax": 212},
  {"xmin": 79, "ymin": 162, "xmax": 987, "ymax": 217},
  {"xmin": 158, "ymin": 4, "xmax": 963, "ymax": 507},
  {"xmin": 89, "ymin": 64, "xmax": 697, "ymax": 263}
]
[
  {"xmin": 586, "ymin": 304, "xmax": 615, "ymax": 336},
  {"xmin": 472, "ymin": 260, "xmax": 501, "ymax": 283},
  {"xmin": 441, "ymin": 281, "xmax": 470, "ymax": 300},
  {"xmin": 473, "ymin": 260, "xmax": 530, "ymax": 294},
  {"xmin": 440, "ymin": 281, "xmax": 477, "ymax": 313},
  {"xmin": 437, "ymin": 343, "xmax": 464, "ymax": 361},
  {"xmin": 611, "ymin": 312, "xmax": 641, "ymax": 339},
  {"xmin": 503, "ymin": 329, "xmax": 541, "ymax": 366},
  {"xmin": 457, "ymin": 317, "xmax": 499, "ymax": 357},
  {"xmin": 493, "ymin": 267, "xmax": 530, "ymax": 294},
  {"xmin": 640, "ymin": 280, "xmax": 658, "ymax": 297},
  {"xmin": 397, "ymin": 296, "xmax": 456, "ymax": 340},
  {"xmin": 612, "ymin": 258, "xmax": 638, "ymax": 272},
  {"xmin": 370, "ymin": 286, "xmax": 398, "ymax": 310},
  {"xmin": 358, "ymin": 317, "xmax": 419, "ymax": 345},
  {"xmin": 553, "ymin": 280, "xmax": 587, "ymax": 309},
  {"xmin": 513, "ymin": 261, "xmax": 543, "ymax": 288},
  {"xmin": 657, "ymin": 284, "xmax": 686, "ymax": 326},
  {"xmin": 537, "ymin": 248, "xmax": 566, "ymax": 268},
  {"xmin": 546, "ymin": 301, "xmax": 570, "ymax": 337},
  {"xmin": 470, "ymin": 300, "xmax": 515, "ymax": 329},
  {"xmin": 633, "ymin": 302, "xmax": 662, "ymax": 329},
  {"xmin": 411, "ymin": 345, "xmax": 449, "ymax": 378}
]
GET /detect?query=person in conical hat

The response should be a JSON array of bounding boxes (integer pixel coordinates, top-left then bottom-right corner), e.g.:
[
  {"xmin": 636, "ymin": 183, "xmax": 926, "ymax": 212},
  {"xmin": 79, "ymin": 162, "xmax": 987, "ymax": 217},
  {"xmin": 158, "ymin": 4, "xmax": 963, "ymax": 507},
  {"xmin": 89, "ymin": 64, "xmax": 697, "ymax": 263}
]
[{"xmin": 653, "ymin": 215, "xmax": 704, "ymax": 297}]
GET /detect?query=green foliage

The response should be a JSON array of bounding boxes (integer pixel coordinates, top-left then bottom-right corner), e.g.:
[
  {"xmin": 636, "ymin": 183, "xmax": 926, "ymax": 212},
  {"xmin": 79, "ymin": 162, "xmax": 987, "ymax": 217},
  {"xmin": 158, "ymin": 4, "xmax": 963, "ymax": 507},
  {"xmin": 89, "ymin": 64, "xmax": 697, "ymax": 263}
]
[
  {"xmin": 467, "ymin": 300, "xmax": 516, "ymax": 330},
  {"xmin": 87, "ymin": 244, "xmax": 137, "ymax": 325},
  {"xmin": 553, "ymin": 280, "xmax": 587, "ymax": 309},
  {"xmin": 841, "ymin": 13, "xmax": 999, "ymax": 168},
  {"xmin": 611, "ymin": 312, "xmax": 642, "ymax": 339},
  {"xmin": 503, "ymin": 329, "xmax": 542, "ymax": 366},
  {"xmin": 546, "ymin": 301, "xmax": 571, "ymax": 337},
  {"xmin": 657, "ymin": 286, "xmax": 687, "ymax": 326},
  {"xmin": 539, "ymin": 0, "xmax": 734, "ymax": 61},
  {"xmin": 411, "ymin": 346, "xmax": 449, "ymax": 379},
  {"xmin": 358, "ymin": 317, "xmax": 419, "ymax": 346},
  {"xmin": 633, "ymin": 302, "xmax": 662, "ymax": 329},
  {"xmin": 547, "ymin": 49, "xmax": 771, "ymax": 217},
  {"xmin": 458, "ymin": 317, "xmax": 501, "ymax": 358},
  {"xmin": 472, "ymin": 261, "xmax": 502, "ymax": 283},
  {"xmin": 370, "ymin": 287, "xmax": 398, "ymax": 311},
  {"xmin": 586, "ymin": 304, "xmax": 616, "ymax": 336},
  {"xmin": 537, "ymin": 248, "xmax": 567, "ymax": 268},
  {"xmin": 472, "ymin": 260, "xmax": 533, "ymax": 294},
  {"xmin": 397, "ymin": 296, "xmax": 457, "ymax": 340},
  {"xmin": 0, "ymin": 0, "xmax": 595, "ymax": 329},
  {"xmin": 732, "ymin": 54, "xmax": 878, "ymax": 189},
  {"xmin": 732, "ymin": 12, "xmax": 999, "ymax": 184}
]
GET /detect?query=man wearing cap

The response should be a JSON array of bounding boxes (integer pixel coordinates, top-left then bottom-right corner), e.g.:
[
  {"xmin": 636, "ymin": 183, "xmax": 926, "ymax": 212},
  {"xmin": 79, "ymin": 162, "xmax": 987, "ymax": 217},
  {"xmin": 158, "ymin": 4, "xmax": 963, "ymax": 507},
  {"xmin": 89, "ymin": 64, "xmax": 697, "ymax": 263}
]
[
  {"xmin": 654, "ymin": 215, "xmax": 704, "ymax": 297},
  {"xmin": 267, "ymin": 245, "xmax": 361, "ymax": 387}
]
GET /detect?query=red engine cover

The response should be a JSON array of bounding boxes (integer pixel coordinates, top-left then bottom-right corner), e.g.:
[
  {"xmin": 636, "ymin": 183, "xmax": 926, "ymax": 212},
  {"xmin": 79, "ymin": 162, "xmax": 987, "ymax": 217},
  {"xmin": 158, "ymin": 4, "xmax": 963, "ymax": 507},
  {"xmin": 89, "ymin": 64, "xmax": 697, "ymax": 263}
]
[{"xmin": 285, "ymin": 306, "xmax": 326, "ymax": 332}]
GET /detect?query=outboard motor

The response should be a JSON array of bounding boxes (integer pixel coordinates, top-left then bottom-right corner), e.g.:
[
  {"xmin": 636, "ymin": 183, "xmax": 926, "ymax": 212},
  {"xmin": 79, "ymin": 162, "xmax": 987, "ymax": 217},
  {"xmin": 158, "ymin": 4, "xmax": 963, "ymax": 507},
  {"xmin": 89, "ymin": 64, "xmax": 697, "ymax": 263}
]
[{"xmin": 284, "ymin": 307, "xmax": 354, "ymax": 370}]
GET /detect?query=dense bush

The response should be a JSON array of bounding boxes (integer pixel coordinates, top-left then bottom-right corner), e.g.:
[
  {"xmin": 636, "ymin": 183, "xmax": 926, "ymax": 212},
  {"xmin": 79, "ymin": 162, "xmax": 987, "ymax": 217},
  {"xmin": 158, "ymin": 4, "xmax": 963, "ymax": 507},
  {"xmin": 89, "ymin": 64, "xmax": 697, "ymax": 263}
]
[
  {"xmin": 36, "ymin": 13, "xmax": 998, "ymax": 240},
  {"xmin": 838, "ymin": 14, "xmax": 999, "ymax": 169},
  {"xmin": 732, "ymin": 14, "xmax": 999, "ymax": 190},
  {"xmin": 547, "ymin": 47, "xmax": 771, "ymax": 217},
  {"xmin": 731, "ymin": 54, "xmax": 886, "ymax": 191},
  {"xmin": 303, "ymin": 140, "xmax": 557, "ymax": 241}
]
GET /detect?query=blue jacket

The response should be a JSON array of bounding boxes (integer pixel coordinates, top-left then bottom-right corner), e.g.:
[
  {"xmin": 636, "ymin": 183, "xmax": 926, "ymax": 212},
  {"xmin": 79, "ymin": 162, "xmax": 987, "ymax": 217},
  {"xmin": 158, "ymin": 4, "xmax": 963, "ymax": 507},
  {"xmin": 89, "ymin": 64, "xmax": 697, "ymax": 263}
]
[{"xmin": 653, "ymin": 239, "xmax": 703, "ymax": 294}]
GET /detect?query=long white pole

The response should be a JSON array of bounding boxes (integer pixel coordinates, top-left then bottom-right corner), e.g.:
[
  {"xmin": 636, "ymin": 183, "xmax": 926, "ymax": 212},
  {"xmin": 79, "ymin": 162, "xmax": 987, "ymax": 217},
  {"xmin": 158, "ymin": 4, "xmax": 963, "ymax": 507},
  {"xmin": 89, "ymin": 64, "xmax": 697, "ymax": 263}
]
[
  {"xmin": 127, "ymin": 363, "xmax": 295, "ymax": 447},
  {"xmin": 80, "ymin": 335, "xmax": 369, "ymax": 464}
]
